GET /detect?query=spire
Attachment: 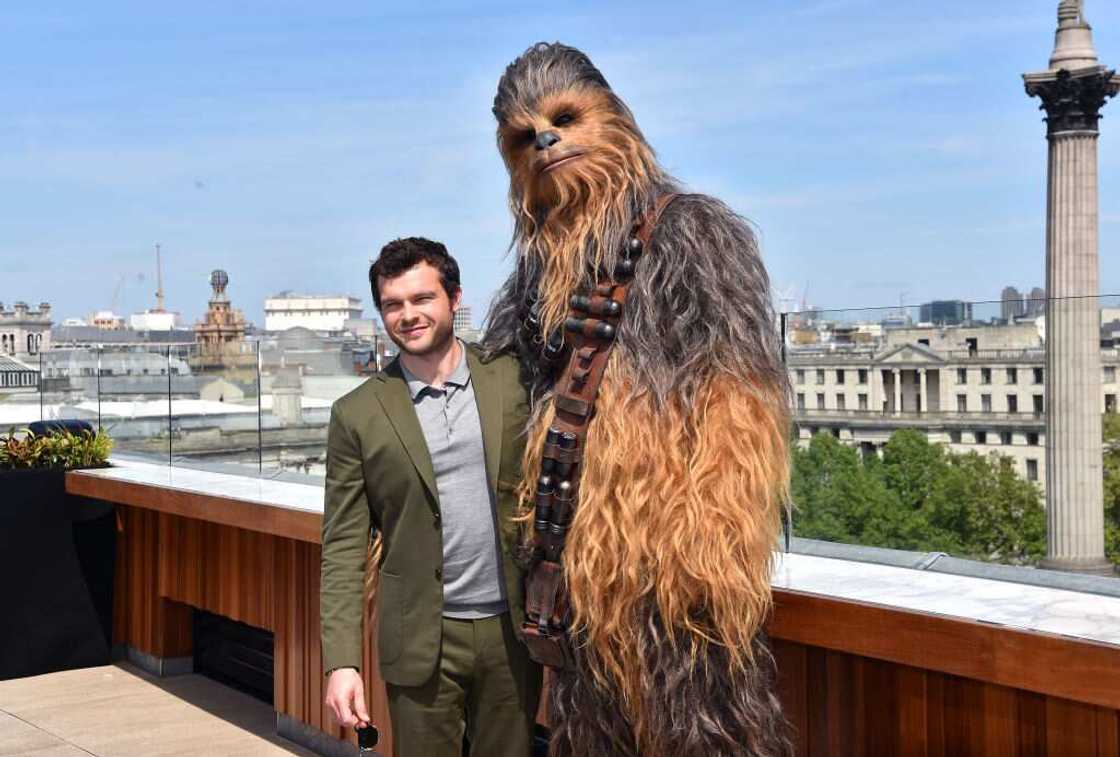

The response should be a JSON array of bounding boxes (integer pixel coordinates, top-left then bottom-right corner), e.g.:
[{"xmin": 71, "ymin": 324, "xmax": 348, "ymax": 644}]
[{"xmin": 1049, "ymin": 0, "xmax": 1099, "ymax": 71}]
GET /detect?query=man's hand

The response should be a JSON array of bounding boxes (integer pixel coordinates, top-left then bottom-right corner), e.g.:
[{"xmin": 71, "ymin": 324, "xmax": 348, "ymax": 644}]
[{"xmin": 325, "ymin": 668, "xmax": 371, "ymax": 728}]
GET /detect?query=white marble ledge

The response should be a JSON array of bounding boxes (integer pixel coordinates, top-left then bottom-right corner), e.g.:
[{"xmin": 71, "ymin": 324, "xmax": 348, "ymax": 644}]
[
  {"xmin": 774, "ymin": 552, "xmax": 1120, "ymax": 649},
  {"xmin": 73, "ymin": 459, "xmax": 324, "ymax": 515}
]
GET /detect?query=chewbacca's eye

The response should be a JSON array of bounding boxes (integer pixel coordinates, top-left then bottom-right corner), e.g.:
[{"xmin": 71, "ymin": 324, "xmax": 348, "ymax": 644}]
[
  {"xmin": 518, "ymin": 129, "xmax": 535, "ymax": 146},
  {"xmin": 553, "ymin": 113, "xmax": 574, "ymax": 127}
]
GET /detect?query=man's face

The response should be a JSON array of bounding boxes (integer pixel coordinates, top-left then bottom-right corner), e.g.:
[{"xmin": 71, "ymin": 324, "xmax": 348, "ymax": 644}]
[{"xmin": 378, "ymin": 262, "xmax": 460, "ymax": 356}]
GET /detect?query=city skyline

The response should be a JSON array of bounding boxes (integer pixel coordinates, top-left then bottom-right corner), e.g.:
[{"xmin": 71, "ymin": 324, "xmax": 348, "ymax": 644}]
[{"xmin": 3, "ymin": 1, "xmax": 1120, "ymax": 325}]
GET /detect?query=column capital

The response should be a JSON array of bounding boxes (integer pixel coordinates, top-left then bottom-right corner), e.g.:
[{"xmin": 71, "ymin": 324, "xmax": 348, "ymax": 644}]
[{"xmin": 1024, "ymin": 67, "xmax": 1120, "ymax": 135}]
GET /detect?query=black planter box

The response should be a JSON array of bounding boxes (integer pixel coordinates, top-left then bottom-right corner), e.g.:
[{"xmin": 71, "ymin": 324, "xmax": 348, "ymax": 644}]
[{"xmin": 0, "ymin": 468, "xmax": 116, "ymax": 680}]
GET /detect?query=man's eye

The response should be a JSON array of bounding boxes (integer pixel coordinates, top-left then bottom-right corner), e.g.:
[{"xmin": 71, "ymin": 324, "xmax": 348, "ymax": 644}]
[{"xmin": 554, "ymin": 113, "xmax": 574, "ymax": 127}]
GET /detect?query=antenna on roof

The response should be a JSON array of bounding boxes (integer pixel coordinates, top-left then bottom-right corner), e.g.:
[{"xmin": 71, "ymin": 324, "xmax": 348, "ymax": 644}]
[{"xmin": 155, "ymin": 244, "xmax": 166, "ymax": 313}]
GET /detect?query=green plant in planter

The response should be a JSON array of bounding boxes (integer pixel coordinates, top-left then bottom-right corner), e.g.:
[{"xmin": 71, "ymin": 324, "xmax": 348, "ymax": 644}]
[{"xmin": 0, "ymin": 428, "xmax": 113, "ymax": 471}]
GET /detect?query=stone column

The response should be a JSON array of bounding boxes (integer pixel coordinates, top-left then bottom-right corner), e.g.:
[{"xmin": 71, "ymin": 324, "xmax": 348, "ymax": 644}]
[
  {"xmin": 919, "ymin": 369, "xmax": 928, "ymax": 415},
  {"xmin": 892, "ymin": 369, "xmax": 902, "ymax": 416},
  {"xmin": 1024, "ymin": 1, "xmax": 1119, "ymax": 574}
]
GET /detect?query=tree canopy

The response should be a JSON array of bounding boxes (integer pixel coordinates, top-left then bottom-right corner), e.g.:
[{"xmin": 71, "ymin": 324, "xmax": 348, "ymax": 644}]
[{"xmin": 791, "ymin": 429, "xmax": 1047, "ymax": 565}]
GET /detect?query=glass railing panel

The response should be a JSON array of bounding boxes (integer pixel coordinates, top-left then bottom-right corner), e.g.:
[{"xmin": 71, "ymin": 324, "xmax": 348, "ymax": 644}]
[
  {"xmin": 255, "ymin": 330, "xmax": 362, "ymax": 480},
  {"xmin": 168, "ymin": 340, "xmax": 263, "ymax": 475},
  {"xmin": 89, "ymin": 344, "xmax": 183, "ymax": 464},
  {"xmin": 0, "ymin": 350, "xmax": 44, "ymax": 433}
]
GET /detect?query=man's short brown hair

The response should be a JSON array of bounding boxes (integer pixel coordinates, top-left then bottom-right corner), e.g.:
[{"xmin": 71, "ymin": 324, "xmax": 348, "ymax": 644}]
[{"xmin": 369, "ymin": 237, "xmax": 461, "ymax": 311}]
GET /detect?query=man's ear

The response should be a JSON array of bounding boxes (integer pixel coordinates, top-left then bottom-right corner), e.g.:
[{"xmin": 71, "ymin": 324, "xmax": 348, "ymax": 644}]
[{"xmin": 450, "ymin": 287, "xmax": 463, "ymax": 312}]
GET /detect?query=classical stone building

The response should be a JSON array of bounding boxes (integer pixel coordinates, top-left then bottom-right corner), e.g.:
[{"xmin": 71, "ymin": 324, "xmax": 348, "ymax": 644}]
[
  {"xmin": 0, "ymin": 301, "xmax": 51, "ymax": 357},
  {"xmin": 789, "ymin": 319, "xmax": 1120, "ymax": 490}
]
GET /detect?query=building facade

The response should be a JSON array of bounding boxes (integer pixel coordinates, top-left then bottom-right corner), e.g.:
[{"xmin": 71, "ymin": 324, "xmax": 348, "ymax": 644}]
[
  {"xmin": 789, "ymin": 320, "xmax": 1120, "ymax": 490},
  {"xmin": 264, "ymin": 293, "xmax": 362, "ymax": 334},
  {"xmin": 0, "ymin": 301, "xmax": 52, "ymax": 357}
]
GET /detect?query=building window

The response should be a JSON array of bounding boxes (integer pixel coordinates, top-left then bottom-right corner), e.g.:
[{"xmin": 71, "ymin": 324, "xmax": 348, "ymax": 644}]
[
  {"xmin": 1105, "ymin": 366, "xmax": 1116, "ymax": 384},
  {"xmin": 1027, "ymin": 459, "xmax": 1038, "ymax": 482},
  {"xmin": 836, "ymin": 394, "xmax": 846, "ymax": 410},
  {"xmin": 981, "ymin": 368, "xmax": 992, "ymax": 385},
  {"xmin": 1007, "ymin": 367, "xmax": 1018, "ymax": 384},
  {"xmin": 816, "ymin": 393, "xmax": 825, "ymax": 410},
  {"xmin": 1033, "ymin": 395, "xmax": 1044, "ymax": 414},
  {"xmin": 858, "ymin": 369, "xmax": 868, "ymax": 384},
  {"xmin": 957, "ymin": 368, "xmax": 967, "ymax": 384},
  {"xmin": 1000, "ymin": 431, "xmax": 1012, "ymax": 446},
  {"xmin": 797, "ymin": 393, "xmax": 805, "ymax": 411},
  {"xmin": 816, "ymin": 369, "xmax": 825, "ymax": 385},
  {"xmin": 918, "ymin": 338, "xmax": 930, "ymax": 346},
  {"xmin": 1007, "ymin": 395, "xmax": 1018, "ymax": 414},
  {"xmin": 1033, "ymin": 367, "xmax": 1044, "ymax": 384},
  {"xmin": 957, "ymin": 394, "xmax": 967, "ymax": 413},
  {"xmin": 832, "ymin": 428, "xmax": 841, "ymax": 438},
  {"xmin": 1107, "ymin": 394, "xmax": 1117, "ymax": 414},
  {"xmin": 966, "ymin": 337, "xmax": 978, "ymax": 356},
  {"xmin": 1028, "ymin": 432, "xmax": 1040, "ymax": 446},
  {"xmin": 949, "ymin": 430, "xmax": 962, "ymax": 444},
  {"xmin": 976, "ymin": 431, "xmax": 987, "ymax": 445},
  {"xmin": 836, "ymin": 369, "xmax": 845, "ymax": 384},
  {"xmin": 796, "ymin": 369, "xmax": 805, "ymax": 384},
  {"xmin": 858, "ymin": 393, "xmax": 868, "ymax": 411},
  {"xmin": 981, "ymin": 394, "xmax": 992, "ymax": 413}
]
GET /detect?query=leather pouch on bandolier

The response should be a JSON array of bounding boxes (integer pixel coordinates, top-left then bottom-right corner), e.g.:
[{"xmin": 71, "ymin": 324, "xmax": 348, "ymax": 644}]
[{"xmin": 520, "ymin": 194, "xmax": 679, "ymax": 670}]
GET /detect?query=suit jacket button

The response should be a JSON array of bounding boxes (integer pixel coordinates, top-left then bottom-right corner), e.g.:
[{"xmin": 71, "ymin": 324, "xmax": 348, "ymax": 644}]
[
  {"xmin": 433, "ymin": 514, "xmax": 442, "ymax": 528},
  {"xmin": 435, "ymin": 568, "xmax": 442, "ymax": 581}
]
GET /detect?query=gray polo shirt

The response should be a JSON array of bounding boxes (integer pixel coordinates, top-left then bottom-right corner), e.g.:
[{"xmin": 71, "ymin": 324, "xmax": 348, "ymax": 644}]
[{"xmin": 401, "ymin": 344, "xmax": 508, "ymax": 619}]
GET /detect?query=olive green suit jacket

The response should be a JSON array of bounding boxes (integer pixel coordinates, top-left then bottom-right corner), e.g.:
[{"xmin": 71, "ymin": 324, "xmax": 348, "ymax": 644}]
[{"xmin": 320, "ymin": 345, "xmax": 530, "ymax": 687}]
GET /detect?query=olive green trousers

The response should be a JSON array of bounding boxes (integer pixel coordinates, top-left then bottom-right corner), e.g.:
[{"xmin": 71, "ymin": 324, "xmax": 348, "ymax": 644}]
[{"xmin": 386, "ymin": 613, "xmax": 542, "ymax": 757}]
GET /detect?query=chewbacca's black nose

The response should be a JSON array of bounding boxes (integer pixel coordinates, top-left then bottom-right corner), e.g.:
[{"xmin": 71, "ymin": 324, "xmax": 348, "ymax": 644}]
[{"xmin": 535, "ymin": 130, "xmax": 561, "ymax": 150}]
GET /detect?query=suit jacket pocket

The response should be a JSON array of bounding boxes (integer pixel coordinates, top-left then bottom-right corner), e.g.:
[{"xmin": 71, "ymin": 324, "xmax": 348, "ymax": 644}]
[{"xmin": 376, "ymin": 571, "xmax": 403, "ymax": 665}]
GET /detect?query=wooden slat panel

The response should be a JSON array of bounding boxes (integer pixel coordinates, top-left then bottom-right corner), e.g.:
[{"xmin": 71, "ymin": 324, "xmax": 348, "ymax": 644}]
[
  {"xmin": 771, "ymin": 589, "xmax": 1120, "ymax": 711},
  {"xmin": 926, "ymin": 671, "xmax": 946, "ymax": 757},
  {"xmin": 1018, "ymin": 689, "xmax": 1049, "ymax": 757},
  {"xmin": 157, "ymin": 515, "xmax": 274, "ymax": 630},
  {"xmin": 804, "ymin": 645, "xmax": 830, "ymax": 757},
  {"xmin": 772, "ymin": 639, "xmax": 808, "ymax": 757},
  {"xmin": 895, "ymin": 666, "xmax": 927, "ymax": 757},
  {"xmin": 67, "ymin": 472, "xmax": 321, "ymax": 543},
  {"xmin": 113, "ymin": 506, "xmax": 192, "ymax": 658},
  {"xmin": 1046, "ymin": 696, "xmax": 1100, "ymax": 755},
  {"xmin": 773, "ymin": 639, "xmax": 1120, "ymax": 757}
]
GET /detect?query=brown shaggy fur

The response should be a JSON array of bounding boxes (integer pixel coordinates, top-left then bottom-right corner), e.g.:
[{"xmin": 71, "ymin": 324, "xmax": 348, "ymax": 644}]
[{"xmin": 486, "ymin": 42, "xmax": 793, "ymax": 756}]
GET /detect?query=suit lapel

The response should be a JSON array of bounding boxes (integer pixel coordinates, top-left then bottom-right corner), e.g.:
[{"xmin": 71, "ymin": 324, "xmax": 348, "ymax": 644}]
[
  {"xmin": 373, "ymin": 361, "xmax": 439, "ymax": 510},
  {"xmin": 466, "ymin": 347, "xmax": 503, "ymax": 495}
]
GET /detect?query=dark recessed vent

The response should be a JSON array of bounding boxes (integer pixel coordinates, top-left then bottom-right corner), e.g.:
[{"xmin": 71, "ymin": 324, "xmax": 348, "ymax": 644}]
[{"xmin": 193, "ymin": 610, "xmax": 274, "ymax": 705}]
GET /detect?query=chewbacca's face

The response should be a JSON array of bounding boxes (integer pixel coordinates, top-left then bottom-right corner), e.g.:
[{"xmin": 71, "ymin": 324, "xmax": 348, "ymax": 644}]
[{"xmin": 498, "ymin": 87, "xmax": 638, "ymax": 214}]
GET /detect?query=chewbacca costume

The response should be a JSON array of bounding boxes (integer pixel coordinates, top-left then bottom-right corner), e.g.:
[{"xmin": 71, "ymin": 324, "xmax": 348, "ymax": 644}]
[{"xmin": 483, "ymin": 43, "xmax": 793, "ymax": 757}]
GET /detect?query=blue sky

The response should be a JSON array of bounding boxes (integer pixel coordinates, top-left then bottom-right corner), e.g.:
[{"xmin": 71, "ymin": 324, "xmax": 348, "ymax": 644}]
[{"xmin": 3, "ymin": 1, "xmax": 1120, "ymax": 326}]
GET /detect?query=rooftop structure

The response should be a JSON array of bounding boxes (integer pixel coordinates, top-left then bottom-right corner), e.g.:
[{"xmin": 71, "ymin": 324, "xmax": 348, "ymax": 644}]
[{"xmin": 264, "ymin": 292, "xmax": 362, "ymax": 335}]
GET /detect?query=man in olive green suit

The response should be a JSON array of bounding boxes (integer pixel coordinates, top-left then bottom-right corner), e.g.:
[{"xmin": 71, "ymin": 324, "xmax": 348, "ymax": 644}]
[{"xmin": 321, "ymin": 238, "xmax": 541, "ymax": 757}]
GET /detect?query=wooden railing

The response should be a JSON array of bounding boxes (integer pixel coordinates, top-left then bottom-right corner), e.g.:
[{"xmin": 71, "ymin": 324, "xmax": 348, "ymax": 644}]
[{"xmin": 67, "ymin": 462, "xmax": 1120, "ymax": 756}]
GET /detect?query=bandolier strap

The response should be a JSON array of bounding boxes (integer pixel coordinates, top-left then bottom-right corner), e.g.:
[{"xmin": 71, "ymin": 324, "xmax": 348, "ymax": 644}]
[{"xmin": 520, "ymin": 193, "xmax": 680, "ymax": 670}]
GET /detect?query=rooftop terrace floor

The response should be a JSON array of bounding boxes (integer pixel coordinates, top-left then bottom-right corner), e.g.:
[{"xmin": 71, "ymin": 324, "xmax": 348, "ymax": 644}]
[{"xmin": 0, "ymin": 662, "xmax": 314, "ymax": 756}]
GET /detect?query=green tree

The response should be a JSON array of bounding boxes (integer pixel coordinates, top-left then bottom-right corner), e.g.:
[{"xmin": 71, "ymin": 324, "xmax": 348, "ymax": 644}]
[
  {"xmin": 1103, "ymin": 413, "xmax": 1120, "ymax": 566},
  {"xmin": 792, "ymin": 429, "xmax": 1045, "ymax": 564}
]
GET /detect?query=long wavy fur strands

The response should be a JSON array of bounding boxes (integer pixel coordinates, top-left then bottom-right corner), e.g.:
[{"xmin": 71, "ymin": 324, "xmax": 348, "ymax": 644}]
[{"xmin": 485, "ymin": 42, "xmax": 793, "ymax": 756}]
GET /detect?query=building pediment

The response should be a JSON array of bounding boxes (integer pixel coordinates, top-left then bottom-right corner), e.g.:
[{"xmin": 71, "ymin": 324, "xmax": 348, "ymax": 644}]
[{"xmin": 874, "ymin": 343, "xmax": 945, "ymax": 365}]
